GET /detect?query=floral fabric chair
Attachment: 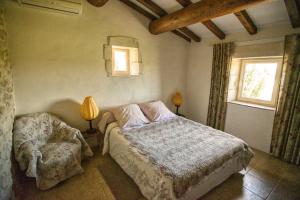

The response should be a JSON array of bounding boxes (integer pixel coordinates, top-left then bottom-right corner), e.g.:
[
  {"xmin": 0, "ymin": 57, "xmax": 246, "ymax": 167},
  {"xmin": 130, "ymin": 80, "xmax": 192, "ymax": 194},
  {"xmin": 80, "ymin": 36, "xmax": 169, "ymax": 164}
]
[{"xmin": 13, "ymin": 112, "xmax": 93, "ymax": 190}]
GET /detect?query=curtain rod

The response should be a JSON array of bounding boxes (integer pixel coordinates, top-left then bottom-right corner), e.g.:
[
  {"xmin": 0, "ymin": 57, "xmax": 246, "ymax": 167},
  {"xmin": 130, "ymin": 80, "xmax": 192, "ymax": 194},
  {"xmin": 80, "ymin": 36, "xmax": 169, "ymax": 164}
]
[
  {"xmin": 208, "ymin": 36, "xmax": 285, "ymax": 47},
  {"xmin": 234, "ymin": 36, "xmax": 284, "ymax": 46}
]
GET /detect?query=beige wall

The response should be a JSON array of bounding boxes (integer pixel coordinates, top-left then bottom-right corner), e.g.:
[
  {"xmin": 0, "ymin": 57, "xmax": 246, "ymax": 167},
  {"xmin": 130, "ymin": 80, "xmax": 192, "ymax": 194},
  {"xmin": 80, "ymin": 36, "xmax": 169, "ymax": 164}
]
[
  {"xmin": 5, "ymin": 0, "xmax": 189, "ymax": 131},
  {"xmin": 186, "ymin": 23, "xmax": 300, "ymax": 153},
  {"xmin": 225, "ymin": 103, "xmax": 275, "ymax": 152}
]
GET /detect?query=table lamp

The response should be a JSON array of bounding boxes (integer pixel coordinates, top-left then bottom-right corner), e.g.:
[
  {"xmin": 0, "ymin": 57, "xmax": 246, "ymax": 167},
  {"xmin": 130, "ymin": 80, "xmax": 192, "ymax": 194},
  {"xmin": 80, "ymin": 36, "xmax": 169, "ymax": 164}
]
[
  {"xmin": 172, "ymin": 92, "xmax": 183, "ymax": 115},
  {"xmin": 80, "ymin": 96, "xmax": 99, "ymax": 134}
]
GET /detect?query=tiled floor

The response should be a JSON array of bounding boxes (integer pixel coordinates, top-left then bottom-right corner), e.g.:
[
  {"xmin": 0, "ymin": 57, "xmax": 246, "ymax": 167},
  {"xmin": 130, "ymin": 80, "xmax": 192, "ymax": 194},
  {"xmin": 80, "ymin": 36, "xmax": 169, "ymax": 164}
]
[
  {"xmin": 201, "ymin": 150, "xmax": 300, "ymax": 200},
  {"xmin": 15, "ymin": 149, "xmax": 300, "ymax": 200}
]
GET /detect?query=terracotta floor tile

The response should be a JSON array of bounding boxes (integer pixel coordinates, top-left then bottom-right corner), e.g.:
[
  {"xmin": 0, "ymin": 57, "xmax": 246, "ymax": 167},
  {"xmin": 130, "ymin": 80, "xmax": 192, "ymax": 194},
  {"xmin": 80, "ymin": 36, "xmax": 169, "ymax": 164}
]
[
  {"xmin": 201, "ymin": 180, "xmax": 263, "ymax": 200},
  {"xmin": 247, "ymin": 167, "xmax": 281, "ymax": 185},
  {"xmin": 243, "ymin": 173, "xmax": 277, "ymax": 199},
  {"xmin": 267, "ymin": 180, "xmax": 300, "ymax": 200}
]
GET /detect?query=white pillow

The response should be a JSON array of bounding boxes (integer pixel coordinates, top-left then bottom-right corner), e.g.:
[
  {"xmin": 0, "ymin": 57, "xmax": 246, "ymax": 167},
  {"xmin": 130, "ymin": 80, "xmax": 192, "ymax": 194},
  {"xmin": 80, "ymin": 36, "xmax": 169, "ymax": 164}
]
[
  {"xmin": 139, "ymin": 101, "xmax": 176, "ymax": 122},
  {"xmin": 110, "ymin": 104, "xmax": 150, "ymax": 128}
]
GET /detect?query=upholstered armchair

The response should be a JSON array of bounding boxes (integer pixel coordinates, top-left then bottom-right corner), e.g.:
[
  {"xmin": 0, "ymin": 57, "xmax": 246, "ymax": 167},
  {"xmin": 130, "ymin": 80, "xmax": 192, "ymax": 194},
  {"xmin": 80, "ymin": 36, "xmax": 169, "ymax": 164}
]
[{"xmin": 13, "ymin": 112, "xmax": 93, "ymax": 190}]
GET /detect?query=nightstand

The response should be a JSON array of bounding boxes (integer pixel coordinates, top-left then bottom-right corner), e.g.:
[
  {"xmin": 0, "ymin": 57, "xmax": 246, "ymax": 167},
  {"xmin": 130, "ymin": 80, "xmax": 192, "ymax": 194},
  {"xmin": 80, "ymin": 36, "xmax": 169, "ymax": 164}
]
[{"xmin": 82, "ymin": 129, "xmax": 104, "ymax": 151}]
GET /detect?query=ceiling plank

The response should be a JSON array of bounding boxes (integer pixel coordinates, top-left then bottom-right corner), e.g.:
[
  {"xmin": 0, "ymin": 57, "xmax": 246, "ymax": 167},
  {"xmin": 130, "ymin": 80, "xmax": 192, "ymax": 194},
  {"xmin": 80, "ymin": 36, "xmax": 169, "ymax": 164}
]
[
  {"xmin": 119, "ymin": 0, "xmax": 191, "ymax": 42},
  {"xmin": 176, "ymin": 0, "xmax": 225, "ymax": 40},
  {"xmin": 87, "ymin": 0, "xmax": 110, "ymax": 7},
  {"xmin": 284, "ymin": 0, "xmax": 300, "ymax": 28},
  {"xmin": 149, "ymin": 0, "xmax": 266, "ymax": 34},
  {"xmin": 234, "ymin": 10, "xmax": 257, "ymax": 34},
  {"xmin": 137, "ymin": 0, "xmax": 201, "ymax": 42}
]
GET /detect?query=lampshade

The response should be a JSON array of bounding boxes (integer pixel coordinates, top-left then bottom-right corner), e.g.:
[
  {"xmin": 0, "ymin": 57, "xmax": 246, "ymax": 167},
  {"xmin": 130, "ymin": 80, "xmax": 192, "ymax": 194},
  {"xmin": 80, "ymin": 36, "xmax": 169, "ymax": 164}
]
[
  {"xmin": 172, "ymin": 92, "xmax": 183, "ymax": 106},
  {"xmin": 80, "ymin": 96, "xmax": 99, "ymax": 121}
]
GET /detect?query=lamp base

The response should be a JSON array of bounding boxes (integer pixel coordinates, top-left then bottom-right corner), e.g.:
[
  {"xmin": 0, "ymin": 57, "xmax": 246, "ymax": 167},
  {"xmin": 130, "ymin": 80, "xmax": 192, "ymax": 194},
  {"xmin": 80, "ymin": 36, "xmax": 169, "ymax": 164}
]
[
  {"xmin": 85, "ymin": 120, "xmax": 97, "ymax": 134},
  {"xmin": 175, "ymin": 105, "xmax": 180, "ymax": 115},
  {"xmin": 86, "ymin": 128, "xmax": 98, "ymax": 134}
]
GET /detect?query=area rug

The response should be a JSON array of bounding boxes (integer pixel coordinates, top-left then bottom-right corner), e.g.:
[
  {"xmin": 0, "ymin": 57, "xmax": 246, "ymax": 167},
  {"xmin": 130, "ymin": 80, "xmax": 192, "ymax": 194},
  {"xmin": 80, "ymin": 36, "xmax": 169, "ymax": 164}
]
[{"xmin": 97, "ymin": 155, "xmax": 145, "ymax": 200}]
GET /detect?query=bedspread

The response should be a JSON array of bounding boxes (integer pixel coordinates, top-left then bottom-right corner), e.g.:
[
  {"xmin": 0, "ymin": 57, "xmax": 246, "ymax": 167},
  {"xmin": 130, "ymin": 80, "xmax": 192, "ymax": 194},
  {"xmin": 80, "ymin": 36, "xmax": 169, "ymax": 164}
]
[{"xmin": 121, "ymin": 117, "xmax": 253, "ymax": 198}]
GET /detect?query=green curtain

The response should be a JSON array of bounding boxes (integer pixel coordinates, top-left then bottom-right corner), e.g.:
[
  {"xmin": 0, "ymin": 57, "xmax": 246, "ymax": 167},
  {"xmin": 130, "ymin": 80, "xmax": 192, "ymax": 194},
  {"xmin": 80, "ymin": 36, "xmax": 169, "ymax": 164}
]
[
  {"xmin": 270, "ymin": 34, "xmax": 300, "ymax": 165},
  {"xmin": 207, "ymin": 42, "xmax": 233, "ymax": 130}
]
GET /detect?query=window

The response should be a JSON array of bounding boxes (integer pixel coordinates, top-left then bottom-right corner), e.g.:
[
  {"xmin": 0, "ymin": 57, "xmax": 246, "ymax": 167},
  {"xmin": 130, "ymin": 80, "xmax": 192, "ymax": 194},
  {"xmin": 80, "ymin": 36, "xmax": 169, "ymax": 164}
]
[
  {"xmin": 111, "ymin": 45, "xmax": 139, "ymax": 76},
  {"xmin": 104, "ymin": 36, "xmax": 142, "ymax": 77},
  {"xmin": 236, "ymin": 58, "xmax": 282, "ymax": 107}
]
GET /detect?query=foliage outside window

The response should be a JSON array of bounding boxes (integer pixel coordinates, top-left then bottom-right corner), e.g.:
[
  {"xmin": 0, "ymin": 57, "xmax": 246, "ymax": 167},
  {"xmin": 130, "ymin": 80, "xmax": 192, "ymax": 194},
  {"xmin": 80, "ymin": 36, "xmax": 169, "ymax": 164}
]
[{"xmin": 236, "ymin": 57, "xmax": 283, "ymax": 107}]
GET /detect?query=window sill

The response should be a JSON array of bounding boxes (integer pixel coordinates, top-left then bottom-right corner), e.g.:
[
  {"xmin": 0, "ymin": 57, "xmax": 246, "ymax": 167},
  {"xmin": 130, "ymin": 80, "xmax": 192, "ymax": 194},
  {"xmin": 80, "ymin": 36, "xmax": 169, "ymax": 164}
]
[{"xmin": 228, "ymin": 101, "xmax": 276, "ymax": 111}]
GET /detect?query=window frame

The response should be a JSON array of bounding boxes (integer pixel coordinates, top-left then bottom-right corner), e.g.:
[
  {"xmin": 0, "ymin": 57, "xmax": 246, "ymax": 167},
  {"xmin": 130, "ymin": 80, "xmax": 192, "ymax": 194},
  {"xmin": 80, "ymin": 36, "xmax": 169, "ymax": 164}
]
[
  {"xmin": 112, "ymin": 47, "xmax": 130, "ymax": 76},
  {"xmin": 236, "ymin": 57, "xmax": 283, "ymax": 107}
]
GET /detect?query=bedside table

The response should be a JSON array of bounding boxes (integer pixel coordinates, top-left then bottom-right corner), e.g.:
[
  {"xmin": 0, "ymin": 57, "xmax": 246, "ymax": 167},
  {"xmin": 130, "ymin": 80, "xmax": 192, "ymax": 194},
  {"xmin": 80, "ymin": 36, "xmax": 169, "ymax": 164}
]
[{"xmin": 82, "ymin": 129, "xmax": 104, "ymax": 151}]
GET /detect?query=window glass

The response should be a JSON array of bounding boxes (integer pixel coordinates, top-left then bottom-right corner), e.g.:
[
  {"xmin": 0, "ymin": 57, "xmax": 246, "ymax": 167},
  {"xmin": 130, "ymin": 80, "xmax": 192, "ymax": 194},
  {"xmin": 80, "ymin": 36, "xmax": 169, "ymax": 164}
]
[
  {"xmin": 111, "ymin": 46, "xmax": 140, "ymax": 76},
  {"xmin": 241, "ymin": 62, "xmax": 278, "ymax": 101},
  {"xmin": 235, "ymin": 57, "xmax": 283, "ymax": 107},
  {"xmin": 113, "ymin": 49, "xmax": 128, "ymax": 72}
]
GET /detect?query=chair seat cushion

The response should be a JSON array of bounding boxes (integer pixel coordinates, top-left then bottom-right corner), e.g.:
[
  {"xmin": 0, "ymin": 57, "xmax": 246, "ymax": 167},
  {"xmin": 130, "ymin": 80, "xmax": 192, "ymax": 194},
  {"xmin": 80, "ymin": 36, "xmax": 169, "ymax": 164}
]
[{"xmin": 38, "ymin": 142, "xmax": 83, "ymax": 180}]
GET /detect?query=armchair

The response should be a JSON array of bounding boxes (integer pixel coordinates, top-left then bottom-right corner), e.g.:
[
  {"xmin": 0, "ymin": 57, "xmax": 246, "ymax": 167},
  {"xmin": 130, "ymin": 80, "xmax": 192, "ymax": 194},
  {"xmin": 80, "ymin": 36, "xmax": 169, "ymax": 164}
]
[{"xmin": 13, "ymin": 112, "xmax": 93, "ymax": 190}]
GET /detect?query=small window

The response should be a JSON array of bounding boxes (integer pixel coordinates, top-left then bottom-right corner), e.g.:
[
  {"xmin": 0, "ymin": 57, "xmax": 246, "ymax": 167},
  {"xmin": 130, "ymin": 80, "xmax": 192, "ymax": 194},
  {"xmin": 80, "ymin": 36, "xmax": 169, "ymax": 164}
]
[
  {"xmin": 236, "ymin": 58, "xmax": 282, "ymax": 107},
  {"xmin": 111, "ymin": 45, "xmax": 139, "ymax": 76}
]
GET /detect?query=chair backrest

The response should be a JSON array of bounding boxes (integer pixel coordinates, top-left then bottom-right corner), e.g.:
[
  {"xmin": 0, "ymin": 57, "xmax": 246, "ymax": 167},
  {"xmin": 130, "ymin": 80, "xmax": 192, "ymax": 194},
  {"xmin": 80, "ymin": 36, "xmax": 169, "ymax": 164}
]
[{"xmin": 13, "ymin": 112, "xmax": 60, "ymax": 150}]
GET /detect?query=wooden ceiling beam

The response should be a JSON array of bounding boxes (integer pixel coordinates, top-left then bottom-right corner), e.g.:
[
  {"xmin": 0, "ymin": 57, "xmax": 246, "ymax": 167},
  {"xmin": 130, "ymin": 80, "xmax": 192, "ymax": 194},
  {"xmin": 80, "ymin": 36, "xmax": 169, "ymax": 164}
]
[
  {"xmin": 172, "ymin": 30, "xmax": 192, "ymax": 42},
  {"xmin": 119, "ymin": 0, "xmax": 191, "ymax": 42},
  {"xmin": 234, "ymin": 10, "xmax": 257, "ymax": 34},
  {"xmin": 176, "ymin": 0, "xmax": 192, "ymax": 7},
  {"xmin": 178, "ymin": 27, "xmax": 201, "ymax": 42},
  {"xmin": 137, "ymin": 0, "xmax": 201, "ymax": 42},
  {"xmin": 149, "ymin": 0, "xmax": 266, "ymax": 34},
  {"xmin": 87, "ymin": 0, "xmax": 109, "ymax": 7},
  {"xmin": 284, "ymin": 0, "xmax": 300, "ymax": 28},
  {"xmin": 202, "ymin": 20, "xmax": 226, "ymax": 39},
  {"xmin": 137, "ymin": 0, "xmax": 167, "ymax": 16},
  {"xmin": 176, "ymin": 0, "xmax": 225, "ymax": 40},
  {"xmin": 119, "ymin": 0, "xmax": 156, "ymax": 20}
]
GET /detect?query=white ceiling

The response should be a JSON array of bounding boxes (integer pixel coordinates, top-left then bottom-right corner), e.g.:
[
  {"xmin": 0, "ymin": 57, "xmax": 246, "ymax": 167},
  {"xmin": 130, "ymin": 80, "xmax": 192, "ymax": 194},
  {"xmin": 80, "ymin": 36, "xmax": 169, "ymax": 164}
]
[{"xmin": 135, "ymin": 0, "xmax": 291, "ymax": 38}]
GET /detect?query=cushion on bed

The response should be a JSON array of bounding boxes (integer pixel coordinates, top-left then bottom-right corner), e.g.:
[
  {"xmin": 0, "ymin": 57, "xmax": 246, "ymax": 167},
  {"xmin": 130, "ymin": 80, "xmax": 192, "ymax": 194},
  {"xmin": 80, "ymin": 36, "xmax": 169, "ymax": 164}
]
[
  {"xmin": 139, "ymin": 100, "xmax": 176, "ymax": 122},
  {"xmin": 98, "ymin": 112, "xmax": 116, "ymax": 133},
  {"xmin": 111, "ymin": 104, "xmax": 150, "ymax": 128}
]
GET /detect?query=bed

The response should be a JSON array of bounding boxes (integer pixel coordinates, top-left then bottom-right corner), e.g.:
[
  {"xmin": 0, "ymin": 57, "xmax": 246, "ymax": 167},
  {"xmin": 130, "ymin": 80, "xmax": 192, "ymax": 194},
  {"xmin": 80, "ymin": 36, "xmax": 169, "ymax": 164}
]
[{"xmin": 101, "ymin": 114, "xmax": 253, "ymax": 200}]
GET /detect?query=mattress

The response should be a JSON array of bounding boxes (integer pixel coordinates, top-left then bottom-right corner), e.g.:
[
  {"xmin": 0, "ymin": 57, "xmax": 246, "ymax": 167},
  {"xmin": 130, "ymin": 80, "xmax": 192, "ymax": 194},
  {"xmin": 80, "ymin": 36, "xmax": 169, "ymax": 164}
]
[{"xmin": 102, "ymin": 118, "xmax": 253, "ymax": 200}]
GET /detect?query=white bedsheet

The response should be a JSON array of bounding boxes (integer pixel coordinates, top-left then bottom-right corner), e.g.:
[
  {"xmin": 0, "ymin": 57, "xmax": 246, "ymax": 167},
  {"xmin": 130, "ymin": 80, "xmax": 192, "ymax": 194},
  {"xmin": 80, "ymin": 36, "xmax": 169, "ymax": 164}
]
[{"xmin": 103, "ymin": 122, "xmax": 248, "ymax": 200}]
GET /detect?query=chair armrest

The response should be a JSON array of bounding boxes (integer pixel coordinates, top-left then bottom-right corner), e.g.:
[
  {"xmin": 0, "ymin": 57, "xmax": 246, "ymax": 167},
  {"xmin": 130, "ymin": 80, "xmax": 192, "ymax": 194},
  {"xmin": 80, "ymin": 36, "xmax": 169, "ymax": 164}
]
[
  {"xmin": 15, "ymin": 142, "xmax": 42, "ymax": 178},
  {"xmin": 52, "ymin": 123, "xmax": 93, "ymax": 158}
]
